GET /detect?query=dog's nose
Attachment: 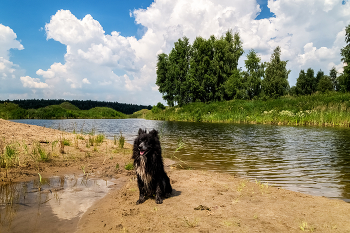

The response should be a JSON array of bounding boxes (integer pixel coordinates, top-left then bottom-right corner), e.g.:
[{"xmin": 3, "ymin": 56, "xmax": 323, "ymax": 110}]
[{"xmin": 138, "ymin": 142, "xmax": 144, "ymax": 150}]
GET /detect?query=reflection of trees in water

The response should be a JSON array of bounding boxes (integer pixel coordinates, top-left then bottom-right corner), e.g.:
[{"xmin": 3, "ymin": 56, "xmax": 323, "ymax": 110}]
[
  {"xmin": 332, "ymin": 130, "xmax": 350, "ymax": 201},
  {"xmin": 0, "ymin": 176, "xmax": 66, "ymax": 230}
]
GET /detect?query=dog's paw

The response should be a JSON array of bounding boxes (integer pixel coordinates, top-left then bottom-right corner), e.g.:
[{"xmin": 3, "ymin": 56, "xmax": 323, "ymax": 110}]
[
  {"xmin": 136, "ymin": 198, "xmax": 145, "ymax": 205},
  {"xmin": 155, "ymin": 198, "xmax": 163, "ymax": 204}
]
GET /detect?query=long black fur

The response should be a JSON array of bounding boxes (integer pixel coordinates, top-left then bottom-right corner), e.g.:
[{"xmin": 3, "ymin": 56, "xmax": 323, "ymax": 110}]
[{"xmin": 132, "ymin": 128, "xmax": 172, "ymax": 204}]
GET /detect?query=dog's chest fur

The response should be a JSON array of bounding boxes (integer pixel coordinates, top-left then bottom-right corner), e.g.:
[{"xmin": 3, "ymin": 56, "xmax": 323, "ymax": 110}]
[{"xmin": 135, "ymin": 155, "xmax": 152, "ymax": 187}]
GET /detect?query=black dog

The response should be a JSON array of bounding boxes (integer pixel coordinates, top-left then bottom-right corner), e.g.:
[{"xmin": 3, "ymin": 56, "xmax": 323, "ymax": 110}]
[{"xmin": 132, "ymin": 128, "xmax": 172, "ymax": 204}]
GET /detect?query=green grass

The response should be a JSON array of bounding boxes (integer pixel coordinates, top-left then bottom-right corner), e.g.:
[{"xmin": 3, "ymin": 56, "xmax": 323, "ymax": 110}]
[
  {"xmin": 0, "ymin": 143, "xmax": 19, "ymax": 168},
  {"xmin": 124, "ymin": 162, "xmax": 134, "ymax": 170},
  {"xmin": 144, "ymin": 92, "xmax": 350, "ymax": 127},
  {"xmin": 118, "ymin": 133, "xmax": 125, "ymax": 149}
]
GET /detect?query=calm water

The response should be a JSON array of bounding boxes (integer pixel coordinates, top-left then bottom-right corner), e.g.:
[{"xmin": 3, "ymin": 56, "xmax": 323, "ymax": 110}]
[
  {"xmin": 0, "ymin": 174, "xmax": 126, "ymax": 233},
  {"xmin": 11, "ymin": 119, "xmax": 350, "ymax": 202}
]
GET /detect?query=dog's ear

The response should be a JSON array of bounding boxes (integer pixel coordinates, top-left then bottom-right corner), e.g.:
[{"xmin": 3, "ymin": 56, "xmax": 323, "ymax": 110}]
[
  {"xmin": 149, "ymin": 129, "xmax": 159, "ymax": 138},
  {"xmin": 138, "ymin": 128, "xmax": 145, "ymax": 135}
]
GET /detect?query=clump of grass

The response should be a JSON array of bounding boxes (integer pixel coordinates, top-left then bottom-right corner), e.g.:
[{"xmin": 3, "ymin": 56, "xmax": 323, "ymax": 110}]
[
  {"xmin": 124, "ymin": 162, "xmax": 134, "ymax": 170},
  {"xmin": 183, "ymin": 217, "xmax": 199, "ymax": 228},
  {"xmin": 76, "ymin": 134, "xmax": 85, "ymax": 140},
  {"xmin": 35, "ymin": 142, "xmax": 50, "ymax": 162},
  {"xmin": 115, "ymin": 163, "xmax": 119, "ymax": 170},
  {"xmin": 0, "ymin": 142, "xmax": 19, "ymax": 168},
  {"xmin": 118, "ymin": 132, "xmax": 125, "ymax": 149},
  {"xmin": 95, "ymin": 134, "xmax": 105, "ymax": 145},
  {"xmin": 86, "ymin": 138, "xmax": 91, "ymax": 148},
  {"xmin": 62, "ymin": 138, "xmax": 71, "ymax": 146},
  {"xmin": 59, "ymin": 137, "xmax": 69, "ymax": 154},
  {"xmin": 51, "ymin": 140, "xmax": 58, "ymax": 151},
  {"xmin": 114, "ymin": 135, "xmax": 117, "ymax": 145}
]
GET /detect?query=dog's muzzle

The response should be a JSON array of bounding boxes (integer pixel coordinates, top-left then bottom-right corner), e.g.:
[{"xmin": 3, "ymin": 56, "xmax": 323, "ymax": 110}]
[{"xmin": 138, "ymin": 142, "xmax": 147, "ymax": 155}]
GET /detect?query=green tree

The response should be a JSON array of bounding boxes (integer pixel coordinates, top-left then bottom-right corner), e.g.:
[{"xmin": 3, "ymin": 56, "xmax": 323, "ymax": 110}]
[
  {"xmin": 224, "ymin": 69, "xmax": 245, "ymax": 99},
  {"xmin": 329, "ymin": 67, "xmax": 339, "ymax": 91},
  {"xmin": 295, "ymin": 68, "xmax": 316, "ymax": 95},
  {"xmin": 187, "ymin": 36, "xmax": 214, "ymax": 102},
  {"xmin": 315, "ymin": 69, "xmax": 324, "ymax": 89},
  {"xmin": 261, "ymin": 46, "xmax": 290, "ymax": 98},
  {"xmin": 213, "ymin": 31, "xmax": 244, "ymax": 101},
  {"xmin": 156, "ymin": 53, "xmax": 176, "ymax": 106},
  {"xmin": 317, "ymin": 75, "xmax": 333, "ymax": 93},
  {"xmin": 241, "ymin": 49, "xmax": 264, "ymax": 99},
  {"xmin": 339, "ymin": 24, "xmax": 350, "ymax": 92},
  {"xmin": 168, "ymin": 37, "xmax": 191, "ymax": 106}
]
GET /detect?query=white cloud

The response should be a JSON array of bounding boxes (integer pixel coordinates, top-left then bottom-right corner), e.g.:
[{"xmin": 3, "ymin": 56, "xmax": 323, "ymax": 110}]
[
  {"xmin": 32, "ymin": 1, "xmax": 350, "ymax": 104},
  {"xmin": 0, "ymin": 24, "xmax": 24, "ymax": 83},
  {"xmin": 20, "ymin": 76, "xmax": 49, "ymax": 88},
  {"xmin": 0, "ymin": 24, "xmax": 24, "ymax": 59},
  {"xmin": 82, "ymin": 78, "xmax": 91, "ymax": 84}
]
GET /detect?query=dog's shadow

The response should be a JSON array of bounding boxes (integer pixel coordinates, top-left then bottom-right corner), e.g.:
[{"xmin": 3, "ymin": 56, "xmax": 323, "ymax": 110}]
[{"xmin": 171, "ymin": 189, "xmax": 181, "ymax": 197}]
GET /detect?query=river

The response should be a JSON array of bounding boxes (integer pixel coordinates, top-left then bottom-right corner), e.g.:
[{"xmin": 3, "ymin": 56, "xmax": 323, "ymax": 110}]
[{"xmin": 11, "ymin": 118, "xmax": 350, "ymax": 203}]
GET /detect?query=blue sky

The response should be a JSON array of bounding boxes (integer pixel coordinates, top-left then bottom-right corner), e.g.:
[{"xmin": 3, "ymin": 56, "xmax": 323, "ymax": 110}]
[{"xmin": 0, "ymin": 0, "xmax": 349, "ymax": 105}]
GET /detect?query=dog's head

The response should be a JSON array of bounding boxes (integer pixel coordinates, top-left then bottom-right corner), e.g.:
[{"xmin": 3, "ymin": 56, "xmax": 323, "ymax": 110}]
[{"xmin": 135, "ymin": 128, "xmax": 159, "ymax": 156}]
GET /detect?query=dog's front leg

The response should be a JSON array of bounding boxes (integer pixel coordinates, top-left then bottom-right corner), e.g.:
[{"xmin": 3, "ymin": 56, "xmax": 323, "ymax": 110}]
[
  {"xmin": 136, "ymin": 177, "xmax": 146, "ymax": 205},
  {"xmin": 155, "ymin": 183, "xmax": 163, "ymax": 204}
]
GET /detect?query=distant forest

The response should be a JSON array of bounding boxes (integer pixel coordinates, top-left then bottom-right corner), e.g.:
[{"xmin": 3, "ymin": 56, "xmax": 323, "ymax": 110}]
[{"xmin": 0, "ymin": 99, "xmax": 152, "ymax": 115}]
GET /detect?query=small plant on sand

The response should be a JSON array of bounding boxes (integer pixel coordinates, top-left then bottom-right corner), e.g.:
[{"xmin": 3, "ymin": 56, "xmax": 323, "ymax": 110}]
[
  {"xmin": 183, "ymin": 217, "xmax": 199, "ymax": 228},
  {"xmin": 85, "ymin": 138, "xmax": 90, "ymax": 148},
  {"xmin": 0, "ymin": 143, "xmax": 19, "ymax": 168},
  {"xmin": 62, "ymin": 138, "xmax": 71, "ymax": 146},
  {"xmin": 124, "ymin": 162, "xmax": 134, "ymax": 170},
  {"xmin": 81, "ymin": 165, "xmax": 88, "ymax": 177},
  {"xmin": 115, "ymin": 163, "xmax": 119, "ymax": 170},
  {"xmin": 95, "ymin": 134, "xmax": 105, "ymax": 145},
  {"xmin": 237, "ymin": 181, "xmax": 247, "ymax": 192},
  {"xmin": 223, "ymin": 220, "xmax": 233, "ymax": 227},
  {"xmin": 118, "ymin": 132, "xmax": 125, "ymax": 149},
  {"xmin": 76, "ymin": 135, "xmax": 85, "ymax": 140},
  {"xmin": 35, "ymin": 142, "xmax": 50, "ymax": 162},
  {"xmin": 51, "ymin": 140, "xmax": 58, "ymax": 151},
  {"xmin": 74, "ymin": 138, "xmax": 79, "ymax": 149},
  {"xmin": 300, "ymin": 221, "xmax": 315, "ymax": 232},
  {"xmin": 114, "ymin": 135, "xmax": 117, "ymax": 145},
  {"xmin": 59, "ymin": 138, "xmax": 65, "ymax": 154}
]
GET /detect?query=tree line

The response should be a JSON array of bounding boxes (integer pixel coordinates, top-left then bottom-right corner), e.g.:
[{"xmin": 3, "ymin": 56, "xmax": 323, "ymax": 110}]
[
  {"xmin": 0, "ymin": 99, "xmax": 152, "ymax": 115},
  {"xmin": 156, "ymin": 24, "xmax": 350, "ymax": 106}
]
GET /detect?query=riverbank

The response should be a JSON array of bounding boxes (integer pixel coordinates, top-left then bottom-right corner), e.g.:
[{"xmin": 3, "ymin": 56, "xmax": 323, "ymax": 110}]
[
  {"xmin": 0, "ymin": 102, "xmax": 127, "ymax": 120},
  {"xmin": 145, "ymin": 92, "xmax": 350, "ymax": 127},
  {"xmin": 1, "ymin": 119, "xmax": 350, "ymax": 232}
]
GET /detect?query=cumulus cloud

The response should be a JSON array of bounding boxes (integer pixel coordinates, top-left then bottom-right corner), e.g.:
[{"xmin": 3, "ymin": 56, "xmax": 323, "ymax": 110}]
[
  {"xmin": 34, "ymin": 1, "xmax": 350, "ymax": 104},
  {"xmin": 0, "ymin": 24, "xmax": 24, "ymax": 81},
  {"xmin": 0, "ymin": 24, "xmax": 29, "ymax": 99},
  {"xmin": 20, "ymin": 76, "xmax": 49, "ymax": 88},
  {"xmin": 0, "ymin": 24, "xmax": 24, "ymax": 59}
]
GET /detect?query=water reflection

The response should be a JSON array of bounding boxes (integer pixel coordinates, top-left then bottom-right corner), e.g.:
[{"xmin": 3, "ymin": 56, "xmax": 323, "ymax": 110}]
[
  {"xmin": 12, "ymin": 119, "xmax": 350, "ymax": 202},
  {"xmin": 0, "ymin": 175, "xmax": 115, "ymax": 233}
]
